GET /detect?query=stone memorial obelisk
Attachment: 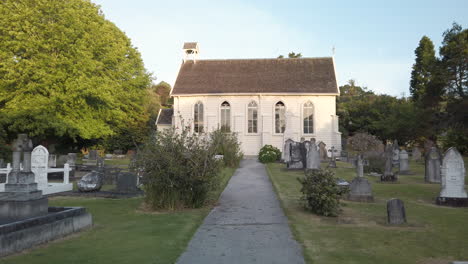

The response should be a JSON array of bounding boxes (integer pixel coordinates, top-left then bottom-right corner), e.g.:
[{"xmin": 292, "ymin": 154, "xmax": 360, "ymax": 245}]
[{"xmin": 0, "ymin": 134, "xmax": 48, "ymax": 224}]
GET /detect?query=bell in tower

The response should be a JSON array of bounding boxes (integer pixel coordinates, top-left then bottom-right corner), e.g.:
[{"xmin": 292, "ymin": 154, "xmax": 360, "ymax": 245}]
[{"xmin": 183, "ymin": 42, "xmax": 199, "ymax": 63}]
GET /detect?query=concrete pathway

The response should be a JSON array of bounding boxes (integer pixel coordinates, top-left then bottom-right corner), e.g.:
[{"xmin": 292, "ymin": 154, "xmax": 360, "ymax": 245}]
[{"xmin": 176, "ymin": 159, "xmax": 305, "ymax": 264}]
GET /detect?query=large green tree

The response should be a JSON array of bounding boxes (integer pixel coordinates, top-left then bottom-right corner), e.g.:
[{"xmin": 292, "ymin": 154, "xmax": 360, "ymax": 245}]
[
  {"xmin": 440, "ymin": 23, "xmax": 467, "ymax": 98},
  {"xmin": 0, "ymin": 0, "xmax": 151, "ymax": 143},
  {"xmin": 410, "ymin": 36, "xmax": 437, "ymax": 103}
]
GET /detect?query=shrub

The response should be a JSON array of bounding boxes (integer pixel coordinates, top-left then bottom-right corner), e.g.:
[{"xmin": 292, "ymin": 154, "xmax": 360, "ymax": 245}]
[
  {"xmin": 258, "ymin": 144, "xmax": 281, "ymax": 163},
  {"xmin": 297, "ymin": 169, "xmax": 346, "ymax": 216},
  {"xmin": 364, "ymin": 152, "xmax": 386, "ymax": 174},
  {"xmin": 348, "ymin": 132, "xmax": 383, "ymax": 153},
  {"xmin": 135, "ymin": 127, "xmax": 222, "ymax": 210},
  {"xmin": 210, "ymin": 129, "xmax": 243, "ymax": 167}
]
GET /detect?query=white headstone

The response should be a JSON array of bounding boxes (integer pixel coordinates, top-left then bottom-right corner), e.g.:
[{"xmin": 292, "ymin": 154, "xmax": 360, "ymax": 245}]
[
  {"xmin": 31, "ymin": 145, "xmax": 49, "ymax": 189},
  {"xmin": 399, "ymin": 150, "xmax": 409, "ymax": 173},
  {"xmin": 283, "ymin": 139, "xmax": 294, "ymax": 163},
  {"xmin": 306, "ymin": 142, "xmax": 320, "ymax": 170},
  {"xmin": 439, "ymin": 148, "xmax": 467, "ymax": 198}
]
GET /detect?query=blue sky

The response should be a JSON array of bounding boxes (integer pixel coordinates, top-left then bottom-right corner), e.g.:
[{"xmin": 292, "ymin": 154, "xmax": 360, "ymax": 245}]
[{"xmin": 92, "ymin": 0, "xmax": 467, "ymax": 96}]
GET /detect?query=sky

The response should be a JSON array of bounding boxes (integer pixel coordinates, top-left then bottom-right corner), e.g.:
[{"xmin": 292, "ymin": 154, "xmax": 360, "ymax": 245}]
[{"xmin": 92, "ymin": 0, "xmax": 467, "ymax": 96}]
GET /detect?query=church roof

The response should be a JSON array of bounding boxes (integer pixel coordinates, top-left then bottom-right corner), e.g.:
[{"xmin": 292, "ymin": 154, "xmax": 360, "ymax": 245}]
[
  {"xmin": 156, "ymin": 108, "xmax": 173, "ymax": 125},
  {"xmin": 171, "ymin": 57, "xmax": 338, "ymax": 95}
]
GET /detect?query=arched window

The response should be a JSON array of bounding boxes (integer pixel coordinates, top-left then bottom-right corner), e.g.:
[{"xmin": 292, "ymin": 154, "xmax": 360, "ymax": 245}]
[
  {"xmin": 220, "ymin": 101, "xmax": 231, "ymax": 132},
  {"xmin": 303, "ymin": 101, "xmax": 314, "ymax": 134},
  {"xmin": 275, "ymin": 101, "xmax": 286, "ymax": 134},
  {"xmin": 194, "ymin": 101, "xmax": 204, "ymax": 133},
  {"xmin": 247, "ymin": 101, "xmax": 258, "ymax": 133}
]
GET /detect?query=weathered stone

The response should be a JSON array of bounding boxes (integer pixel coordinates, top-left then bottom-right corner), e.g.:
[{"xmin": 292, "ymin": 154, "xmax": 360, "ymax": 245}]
[
  {"xmin": 88, "ymin": 150, "xmax": 98, "ymax": 160},
  {"xmin": 356, "ymin": 155, "xmax": 364, "ymax": 177},
  {"xmin": 103, "ymin": 167, "xmax": 121, "ymax": 185},
  {"xmin": 77, "ymin": 171, "xmax": 103, "ymax": 192},
  {"xmin": 282, "ymin": 139, "xmax": 294, "ymax": 163},
  {"xmin": 0, "ymin": 159, "xmax": 5, "ymax": 168},
  {"xmin": 425, "ymin": 147, "xmax": 441, "ymax": 183},
  {"xmin": 327, "ymin": 146, "xmax": 338, "ymax": 168},
  {"xmin": 399, "ymin": 150, "xmax": 410, "ymax": 174},
  {"xmin": 412, "ymin": 147, "xmax": 422, "ymax": 162},
  {"xmin": 381, "ymin": 143, "xmax": 397, "ymax": 182},
  {"xmin": 436, "ymin": 147, "xmax": 468, "ymax": 207},
  {"xmin": 0, "ymin": 134, "xmax": 48, "ymax": 224},
  {"xmin": 48, "ymin": 154, "xmax": 56, "ymax": 168},
  {"xmin": 318, "ymin": 141, "xmax": 327, "ymax": 161},
  {"xmin": 57, "ymin": 155, "xmax": 68, "ymax": 167},
  {"xmin": 387, "ymin": 198, "xmax": 406, "ymax": 225},
  {"xmin": 287, "ymin": 142, "xmax": 303, "ymax": 169},
  {"xmin": 392, "ymin": 147, "xmax": 400, "ymax": 167},
  {"xmin": 31, "ymin": 145, "xmax": 49, "ymax": 189},
  {"xmin": 347, "ymin": 177, "xmax": 373, "ymax": 202},
  {"xmin": 306, "ymin": 141, "xmax": 320, "ymax": 170},
  {"xmin": 116, "ymin": 172, "xmax": 139, "ymax": 193}
]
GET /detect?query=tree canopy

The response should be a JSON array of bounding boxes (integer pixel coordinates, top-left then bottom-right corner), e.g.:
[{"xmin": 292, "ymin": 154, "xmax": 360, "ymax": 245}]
[
  {"xmin": 0, "ymin": 0, "xmax": 152, "ymax": 143},
  {"xmin": 278, "ymin": 52, "xmax": 302, "ymax": 58}
]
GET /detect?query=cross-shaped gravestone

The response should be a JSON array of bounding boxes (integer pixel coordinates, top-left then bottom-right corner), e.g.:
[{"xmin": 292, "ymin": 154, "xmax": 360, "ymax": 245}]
[{"xmin": 327, "ymin": 147, "xmax": 338, "ymax": 168}]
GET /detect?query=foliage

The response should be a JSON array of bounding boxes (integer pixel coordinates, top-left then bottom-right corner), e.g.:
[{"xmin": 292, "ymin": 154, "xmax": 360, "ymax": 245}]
[
  {"xmin": 0, "ymin": 0, "xmax": 151, "ymax": 143},
  {"xmin": 278, "ymin": 52, "xmax": 302, "ymax": 59},
  {"xmin": 210, "ymin": 129, "xmax": 243, "ymax": 167},
  {"xmin": 0, "ymin": 126, "xmax": 11, "ymax": 162},
  {"xmin": 338, "ymin": 82, "xmax": 422, "ymax": 145},
  {"xmin": 347, "ymin": 132, "xmax": 383, "ymax": 154},
  {"xmin": 439, "ymin": 22, "xmax": 467, "ymax": 98},
  {"xmin": 136, "ymin": 127, "xmax": 225, "ymax": 210},
  {"xmin": 363, "ymin": 152, "xmax": 386, "ymax": 174},
  {"xmin": 297, "ymin": 169, "xmax": 345, "ymax": 217},
  {"xmin": 258, "ymin": 144, "xmax": 281, "ymax": 163},
  {"xmin": 410, "ymin": 36, "xmax": 437, "ymax": 103},
  {"xmin": 440, "ymin": 126, "xmax": 468, "ymax": 155},
  {"xmin": 152, "ymin": 81, "xmax": 172, "ymax": 106}
]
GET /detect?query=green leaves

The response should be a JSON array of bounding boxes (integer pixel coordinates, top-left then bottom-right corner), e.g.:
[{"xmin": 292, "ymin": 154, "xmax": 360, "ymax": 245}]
[{"xmin": 0, "ymin": 0, "xmax": 151, "ymax": 142}]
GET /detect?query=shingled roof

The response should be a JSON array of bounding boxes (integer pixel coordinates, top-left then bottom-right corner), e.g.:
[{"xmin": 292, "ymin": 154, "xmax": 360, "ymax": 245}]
[
  {"xmin": 156, "ymin": 108, "xmax": 173, "ymax": 125},
  {"xmin": 171, "ymin": 57, "xmax": 338, "ymax": 95}
]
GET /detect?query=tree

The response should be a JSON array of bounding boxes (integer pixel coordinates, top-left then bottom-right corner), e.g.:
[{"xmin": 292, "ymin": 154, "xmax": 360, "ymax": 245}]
[
  {"xmin": 153, "ymin": 81, "xmax": 172, "ymax": 106},
  {"xmin": 410, "ymin": 36, "xmax": 436, "ymax": 103},
  {"xmin": 278, "ymin": 52, "xmax": 302, "ymax": 59},
  {"xmin": 0, "ymin": 0, "xmax": 151, "ymax": 144},
  {"xmin": 439, "ymin": 23, "xmax": 467, "ymax": 98}
]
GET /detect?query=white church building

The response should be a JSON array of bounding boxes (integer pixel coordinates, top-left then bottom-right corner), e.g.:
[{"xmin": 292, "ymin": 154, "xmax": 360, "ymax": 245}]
[{"xmin": 157, "ymin": 42, "xmax": 341, "ymax": 156}]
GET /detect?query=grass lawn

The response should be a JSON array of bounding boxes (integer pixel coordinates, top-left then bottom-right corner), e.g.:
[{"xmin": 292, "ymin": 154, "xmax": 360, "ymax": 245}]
[
  {"xmin": 0, "ymin": 167, "xmax": 236, "ymax": 264},
  {"xmin": 266, "ymin": 160, "xmax": 468, "ymax": 264}
]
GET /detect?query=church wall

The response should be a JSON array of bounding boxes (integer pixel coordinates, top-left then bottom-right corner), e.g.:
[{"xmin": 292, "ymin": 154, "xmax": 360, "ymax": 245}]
[{"xmin": 173, "ymin": 95, "xmax": 341, "ymax": 156}]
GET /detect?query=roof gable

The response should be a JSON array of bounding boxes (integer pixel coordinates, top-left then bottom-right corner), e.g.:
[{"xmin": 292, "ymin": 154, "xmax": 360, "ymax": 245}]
[{"xmin": 171, "ymin": 57, "xmax": 338, "ymax": 95}]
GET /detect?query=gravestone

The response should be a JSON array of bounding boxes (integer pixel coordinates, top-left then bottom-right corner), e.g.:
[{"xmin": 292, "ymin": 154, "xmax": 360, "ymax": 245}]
[
  {"xmin": 0, "ymin": 134, "xmax": 48, "ymax": 224},
  {"xmin": 425, "ymin": 147, "xmax": 441, "ymax": 183},
  {"xmin": 103, "ymin": 167, "xmax": 121, "ymax": 185},
  {"xmin": 399, "ymin": 150, "xmax": 410, "ymax": 174},
  {"xmin": 116, "ymin": 172, "xmax": 139, "ymax": 193},
  {"xmin": 282, "ymin": 139, "xmax": 294, "ymax": 163},
  {"xmin": 77, "ymin": 171, "xmax": 103, "ymax": 192},
  {"xmin": 412, "ymin": 147, "xmax": 422, "ymax": 162},
  {"xmin": 392, "ymin": 147, "xmax": 400, "ymax": 167},
  {"xmin": 327, "ymin": 146, "xmax": 338, "ymax": 168},
  {"xmin": 347, "ymin": 177, "xmax": 373, "ymax": 202},
  {"xmin": 381, "ymin": 143, "xmax": 397, "ymax": 182},
  {"xmin": 318, "ymin": 141, "xmax": 327, "ymax": 161},
  {"xmin": 56, "ymin": 155, "xmax": 68, "ymax": 167},
  {"xmin": 387, "ymin": 199, "xmax": 406, "ymax": 225},
  {"xmin": 88, "ymin": 150, "xmax": 98, "ymax": 161},
  {"xmin": 287, "ymin": 142, "xmax": 303, "ymax": 169},
  {"xmin": 436, "ymin": 147, "xmax": 468, "ymax": 207},
  {"xmin": 0, "ymin": 159, "xmax": 4, "ymax": 168},
  {"xmin": 356, "ymin": 155, "xmax": 364, "ymax": 177},
  {"xmin": 31, "ymin": 145, "xmax": 49, "ymax": 189},
  {"xmin": 67, "ymin": 153, "xmax": 77, "ymax": 177},
  {"xmin": 48, "ymin": 154, "xmax": 56, "ymax": 168},
  {"xmin": 306, "ymin": 141, "xmax": 320, "ymax": 170}
]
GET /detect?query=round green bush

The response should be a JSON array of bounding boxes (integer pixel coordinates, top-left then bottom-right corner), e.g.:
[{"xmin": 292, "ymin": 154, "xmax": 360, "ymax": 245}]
[
  {"xmin": 258, "ymin": 145, "xmax": 281, "ymax": 163},
  {"xmin": 297, "ymin": 169, "xmax": 347, "ymax": 216}
]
